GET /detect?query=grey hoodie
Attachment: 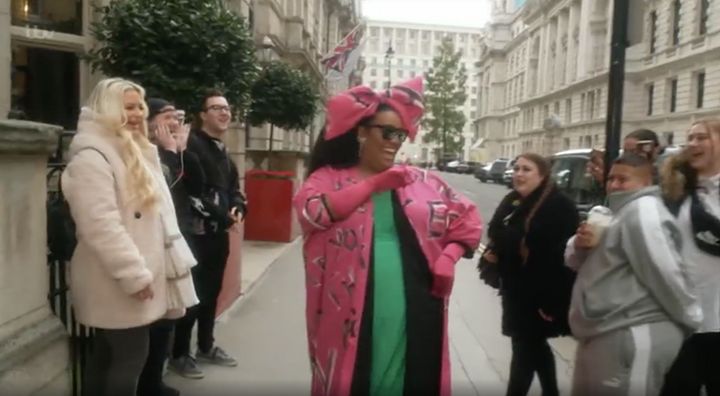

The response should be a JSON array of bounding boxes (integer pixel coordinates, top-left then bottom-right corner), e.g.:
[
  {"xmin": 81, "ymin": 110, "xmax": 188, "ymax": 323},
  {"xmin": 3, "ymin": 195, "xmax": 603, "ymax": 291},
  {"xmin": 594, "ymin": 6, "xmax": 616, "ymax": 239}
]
[{"xmin": 565, "ymin": 186, "xmax": 703, "ymax": 340}]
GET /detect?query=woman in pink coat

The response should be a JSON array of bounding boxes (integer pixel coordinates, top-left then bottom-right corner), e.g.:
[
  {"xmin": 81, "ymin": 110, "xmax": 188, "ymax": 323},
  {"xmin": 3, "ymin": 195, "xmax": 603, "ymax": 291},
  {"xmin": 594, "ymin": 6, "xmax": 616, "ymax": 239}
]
[{"xmin": 293, "ymin": 77, "xmax": 483, "ymax": 396}]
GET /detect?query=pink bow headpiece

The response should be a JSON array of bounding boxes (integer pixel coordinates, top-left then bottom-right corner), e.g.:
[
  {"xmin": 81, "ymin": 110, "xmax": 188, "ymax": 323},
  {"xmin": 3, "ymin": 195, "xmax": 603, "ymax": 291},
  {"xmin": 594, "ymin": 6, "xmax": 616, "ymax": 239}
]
[{"xmin": 324, "ymin": 77, "xmax": 424, "ymax": 141}]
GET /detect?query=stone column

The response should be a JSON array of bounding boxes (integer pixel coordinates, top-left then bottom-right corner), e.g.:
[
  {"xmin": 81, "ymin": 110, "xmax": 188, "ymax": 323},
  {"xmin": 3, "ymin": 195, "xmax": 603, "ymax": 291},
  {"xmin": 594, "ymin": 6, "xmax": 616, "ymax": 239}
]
[
  {"xmin": 537, "ymin": 24, "xmax": 548, "ymax": 95},
  {"xmin": 0, "ymin": 121, "xmax": 70, "ymax": 395},
  {"xmin": 0, "ymin": 0, "xmax": 11, "ymax": 120},
  {"xmin": 566, "ymin": 2, "xmax": 578, "ymax": 83},
  {"xmin": 576, "ymin": 0, "xmax": 592, "ymax": 79}
]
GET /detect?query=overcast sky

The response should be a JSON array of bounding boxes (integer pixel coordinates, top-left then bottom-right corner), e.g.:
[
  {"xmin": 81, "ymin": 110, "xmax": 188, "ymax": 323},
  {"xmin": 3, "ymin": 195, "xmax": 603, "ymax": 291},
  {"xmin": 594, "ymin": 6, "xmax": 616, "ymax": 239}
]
[{"xmin": 361, "ymin": 0, "xmax": 492, "ymax": 28}]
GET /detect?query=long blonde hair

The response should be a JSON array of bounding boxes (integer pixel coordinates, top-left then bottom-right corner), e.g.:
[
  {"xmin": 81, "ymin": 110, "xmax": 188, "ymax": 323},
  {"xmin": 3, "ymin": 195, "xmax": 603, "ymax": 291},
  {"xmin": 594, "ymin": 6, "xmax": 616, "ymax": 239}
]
[
  {"xmin": 661, "ymin": 117, "xmax": 720, "ymax": 202},
  {"xmin": 86, "ymin": 78, "xmax": 158, "ymax": 209}
]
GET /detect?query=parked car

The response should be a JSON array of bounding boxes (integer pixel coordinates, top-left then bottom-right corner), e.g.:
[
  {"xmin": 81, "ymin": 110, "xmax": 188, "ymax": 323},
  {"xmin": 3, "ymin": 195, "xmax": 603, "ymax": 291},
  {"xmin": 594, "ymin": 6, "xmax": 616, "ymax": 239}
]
[
  {"xmin": 464, "ymin": 161, "xmax": 481, "ymax": 174},
  {"xmin": 502, "ymin": 157, "xmax": 517, "ymax": 188},
  {"xmin": 550, "ymin": 149, "xmax": 601, "ymax": 215},
  {"xmin": 445, "ymin": 160, "xmax": 460, "ymax": 173},
  {"xmin": 550, "ymin": 146, "xmax": 684, "ymax": 215},
  {"xmin": 475, "ymin": 158, "xmax": 509, "ymax": 183}
]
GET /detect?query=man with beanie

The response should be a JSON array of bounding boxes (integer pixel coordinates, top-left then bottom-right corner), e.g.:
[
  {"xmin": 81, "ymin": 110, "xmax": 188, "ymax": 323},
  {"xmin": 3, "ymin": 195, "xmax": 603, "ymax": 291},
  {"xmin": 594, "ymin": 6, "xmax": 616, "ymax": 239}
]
[
  {"xmin": 137, "ymin": 97, "xmax": 204, "ymax": 396},
  {"xmin": 170, "ymin": 90, "xmax": 247, "ymax": 379}
]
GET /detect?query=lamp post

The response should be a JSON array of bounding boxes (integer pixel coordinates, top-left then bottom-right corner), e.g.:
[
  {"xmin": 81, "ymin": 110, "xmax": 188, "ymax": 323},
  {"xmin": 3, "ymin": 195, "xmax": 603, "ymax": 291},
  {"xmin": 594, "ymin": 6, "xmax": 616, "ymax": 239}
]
[
  {"xmin": 384, "ymin": 42, "xmax": 394, "ymax": 88},
  {"xmin": 261, "ymin": 36, "xmax": 276, "ymax": 170}
]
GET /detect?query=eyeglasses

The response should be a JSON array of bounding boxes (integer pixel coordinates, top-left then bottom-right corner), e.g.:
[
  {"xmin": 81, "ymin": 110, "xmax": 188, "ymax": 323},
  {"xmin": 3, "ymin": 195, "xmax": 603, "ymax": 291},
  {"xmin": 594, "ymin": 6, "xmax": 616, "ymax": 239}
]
[
  {"xmin": 368, "ymin": 124, "xmax": 409, "ymax": 143},
  {"xmin": 205, "ymin": 105, "xmax": 232, "ymax": 113}
]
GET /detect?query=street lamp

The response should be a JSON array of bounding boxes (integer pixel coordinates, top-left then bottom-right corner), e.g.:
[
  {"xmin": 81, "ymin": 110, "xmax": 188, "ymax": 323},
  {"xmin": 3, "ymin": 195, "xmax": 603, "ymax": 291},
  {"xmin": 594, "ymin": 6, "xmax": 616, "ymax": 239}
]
[
  {"xmin": 261, "ymin": 35, "xmax": 274, "ymax": 63},
  {"xmin": 384, "ymin": 42, "xmax": 395, "ymax": 88}
]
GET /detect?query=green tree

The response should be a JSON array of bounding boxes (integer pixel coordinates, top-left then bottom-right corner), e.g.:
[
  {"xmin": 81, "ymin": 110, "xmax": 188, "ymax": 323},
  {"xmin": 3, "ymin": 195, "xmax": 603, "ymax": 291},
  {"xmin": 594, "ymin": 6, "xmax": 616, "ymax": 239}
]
[
  {"xmin": 248, "ymin": 61, "xmax": 320, "ymax": 169},
  {"xmin": 86, "ymin": 0, "xmax": 258, "ymax": 115},
  {"xmin": 422, "ymin": 37, "xmax": 468, "ymax": 160}
]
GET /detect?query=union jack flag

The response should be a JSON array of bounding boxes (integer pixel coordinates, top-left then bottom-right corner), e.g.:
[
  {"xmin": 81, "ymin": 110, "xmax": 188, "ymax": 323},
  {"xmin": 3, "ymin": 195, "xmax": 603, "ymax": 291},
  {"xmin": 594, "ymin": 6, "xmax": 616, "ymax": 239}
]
[{"xmin": 321, "ymin": 25, "xmax": 364, "ymax": 73}]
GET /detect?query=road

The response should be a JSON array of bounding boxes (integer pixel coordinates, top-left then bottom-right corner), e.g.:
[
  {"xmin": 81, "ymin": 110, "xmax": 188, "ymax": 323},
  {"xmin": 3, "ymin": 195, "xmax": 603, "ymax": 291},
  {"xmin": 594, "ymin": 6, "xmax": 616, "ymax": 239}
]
[{"xmin": 167, "ymin": 172, "xmax": 576, "ymax": 396}]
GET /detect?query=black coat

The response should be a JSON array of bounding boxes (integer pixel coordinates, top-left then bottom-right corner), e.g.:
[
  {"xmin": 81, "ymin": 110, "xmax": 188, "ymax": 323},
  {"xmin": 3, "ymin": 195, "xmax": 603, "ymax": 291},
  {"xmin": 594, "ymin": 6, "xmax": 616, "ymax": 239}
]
[
  {"xmin": 488, "ymin": 184, "xmax": 579, "ymax": 338},
  {"xmin": 185, "ymin": 129, "xmax": 247, "ymax": 235},
  {"xmin": 158, "ymin": 148, "xmax": 205, "ymax": 236}
]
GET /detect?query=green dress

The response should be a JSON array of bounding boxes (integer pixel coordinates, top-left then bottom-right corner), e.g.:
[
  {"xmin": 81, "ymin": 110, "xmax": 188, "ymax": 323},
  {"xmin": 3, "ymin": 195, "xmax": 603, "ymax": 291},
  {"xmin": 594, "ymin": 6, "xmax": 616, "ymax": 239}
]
[{"xmin": 369, "ymin": 191, "xmax": 407, "ymax": 396}]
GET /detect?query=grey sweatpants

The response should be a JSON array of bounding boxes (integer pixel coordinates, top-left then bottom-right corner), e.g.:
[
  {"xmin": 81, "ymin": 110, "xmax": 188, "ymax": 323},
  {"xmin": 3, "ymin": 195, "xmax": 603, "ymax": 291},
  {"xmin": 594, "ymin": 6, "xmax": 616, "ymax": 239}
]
[{"xmin": 572, "ymin": 321, "xmax": 684, "ymax": 396}]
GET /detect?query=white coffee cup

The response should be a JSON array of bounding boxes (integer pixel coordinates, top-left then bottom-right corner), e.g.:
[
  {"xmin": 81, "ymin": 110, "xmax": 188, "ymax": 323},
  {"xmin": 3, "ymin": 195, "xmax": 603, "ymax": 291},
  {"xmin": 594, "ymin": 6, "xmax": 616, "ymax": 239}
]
[{"xmin": 586, "ymin": 205, "xmax": 613, "ymax": 247}]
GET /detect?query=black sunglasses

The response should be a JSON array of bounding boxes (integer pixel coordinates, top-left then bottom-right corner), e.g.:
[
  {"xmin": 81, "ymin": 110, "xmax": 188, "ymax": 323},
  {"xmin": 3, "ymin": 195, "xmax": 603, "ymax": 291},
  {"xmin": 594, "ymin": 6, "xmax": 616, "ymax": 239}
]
[{"xmin": 368, "ymin": 124, "xmax": 409, "ymax": 142}]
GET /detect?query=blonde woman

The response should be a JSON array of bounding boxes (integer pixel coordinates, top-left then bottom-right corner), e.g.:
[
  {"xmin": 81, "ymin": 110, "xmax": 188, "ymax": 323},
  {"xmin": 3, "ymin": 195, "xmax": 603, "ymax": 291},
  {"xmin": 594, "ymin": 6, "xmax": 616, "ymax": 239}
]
[
  {"xmin": 62, "ymin": 78, "xmax": 198, "ymax": 395},
  {"xmin": 661, "ymin": 118, "xmax": 720, "ymax": 396}
]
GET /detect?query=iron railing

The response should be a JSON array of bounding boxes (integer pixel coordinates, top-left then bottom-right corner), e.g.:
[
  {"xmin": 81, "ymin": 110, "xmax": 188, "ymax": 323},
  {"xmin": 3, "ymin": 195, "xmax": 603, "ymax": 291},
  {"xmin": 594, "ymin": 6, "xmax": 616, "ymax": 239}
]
[{"xmin": 46, "ymin": 131, "xmax": 93, "ymax": 396}]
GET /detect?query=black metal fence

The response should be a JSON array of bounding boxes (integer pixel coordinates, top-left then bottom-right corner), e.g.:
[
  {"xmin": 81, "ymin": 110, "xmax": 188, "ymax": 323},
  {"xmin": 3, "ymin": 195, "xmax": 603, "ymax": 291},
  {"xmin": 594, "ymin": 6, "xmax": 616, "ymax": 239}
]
[{"xmin": 46, "ymin": 131, "xmax": 93, "ymax": 396}]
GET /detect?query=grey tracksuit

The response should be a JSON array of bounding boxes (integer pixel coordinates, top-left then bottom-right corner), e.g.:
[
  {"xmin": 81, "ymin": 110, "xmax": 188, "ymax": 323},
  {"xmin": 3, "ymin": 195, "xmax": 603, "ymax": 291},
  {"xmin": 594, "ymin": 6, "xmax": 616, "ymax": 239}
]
[{"xmin": 565, "ymin": 186, "xmax": 703, "ymax": 396}]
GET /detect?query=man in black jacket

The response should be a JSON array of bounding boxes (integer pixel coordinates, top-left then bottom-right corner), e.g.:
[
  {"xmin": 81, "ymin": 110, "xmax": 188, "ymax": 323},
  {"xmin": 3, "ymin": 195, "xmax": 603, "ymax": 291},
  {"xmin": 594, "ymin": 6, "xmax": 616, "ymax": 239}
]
[
  {"xmin": 170, "ymin": 90, "xmax": 247, "ymax": 379},
  {"xmin": 139, "ymin": 97, "xmax": 205, "ymax": 396}
]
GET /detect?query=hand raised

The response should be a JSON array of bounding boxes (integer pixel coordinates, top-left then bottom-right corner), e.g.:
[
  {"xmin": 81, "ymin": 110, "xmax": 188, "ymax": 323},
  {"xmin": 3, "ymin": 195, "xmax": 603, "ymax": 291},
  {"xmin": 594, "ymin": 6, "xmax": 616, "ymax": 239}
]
[
  {"xmin": 174, "ymin": 124, "xmax": 190, "ymax": 152},
  {"xmin": 371, "ymin": 166, "xmax": 414, "ymax": 192},
  {"xmin": 155, "ymin": 124, "xmax": 177, "ymax": 152}
]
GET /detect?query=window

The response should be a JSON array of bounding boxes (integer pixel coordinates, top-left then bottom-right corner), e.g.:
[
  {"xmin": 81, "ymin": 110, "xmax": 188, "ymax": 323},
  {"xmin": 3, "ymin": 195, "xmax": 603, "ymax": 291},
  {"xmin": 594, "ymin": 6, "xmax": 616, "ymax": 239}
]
[
  {"xmin": 472, "ymin": 87, "xmax": 478, "ymax": 94},
  {"xmin": 409, "ymin": 30, "xmax": 417, "ymax": 39},
  {"xmin": 370, "ymin": 81, "xmax": 377, "ymax": 89},
  {"xmin": 669, "ymin": 78, "xmax": 678, "ymax": 113},
  {"xmin": 565, "ymin": 98, "xmax": 572, "ymax": 123},
  {"xmin": 647, "ymin": 83, "xmax": 655, "ymax": 115},
  {"xmin": 563, "ymin": 138, "xmax": 571, "ymax": 149},
  {"xmin": 410, "ymin": 71, "xmax": 416, "ymax": 78},
  {"xmin": 422, "ymin": 31, "xmax": 430, "ymax": 40},
  {"xmin": 554, "ymin": 101, "xmax": 560, "ymax": 115},
  {"xmin": 410, "ymin": 59, "xmax": 416, "ymax": 67},
  {"xmin": 699, "ymin": 0, "xmax": 710, "ymax": 35},
  {"xmin": 696, "ymin": 71, "xmax": 706, "ymax": 108},
  {"xmin": 471, "ymin": 111, "xmax": 476, "ymax": 119},
  {"xmin": 384, "ymin": 69, "xmax": 390, "ymax": 77},
  {"xmin": 11, "ymin": 0, "xmax": 83, "ymax": 35},
  {"xmin": 398, "ymin": 70, "xmax": 404, "ymax": 77},
  {"xmin": 649, "ymin": 11, "xmax": 658, "ymax": 54},
  {"xmin": 672, "ymin": 0, "xmax": 681, "ymax": 46},
  {"xmin": 10, "ymin": 44, "xmax": 80, "ymax": 129},
  {"xmin": 471, "ymin": 99, "xmax": 477, "ymax": 107},
  {"xmin": 370, "ymin": 69, "xmax": 377, "ymax": 77},
  {"xmin": 371, "ymin": 27, "xmax": 379, "ymax": 37},
  {"xmin": 588, "ymin": 91, "xmax": 596, "ymax": 119},
  {"xmin": 423, "ymin": 60, "xmax": 430, "ymax": 68},
  {"xmin": 397, "ymin": 59, "xmax": 404, "ymax": 66}
]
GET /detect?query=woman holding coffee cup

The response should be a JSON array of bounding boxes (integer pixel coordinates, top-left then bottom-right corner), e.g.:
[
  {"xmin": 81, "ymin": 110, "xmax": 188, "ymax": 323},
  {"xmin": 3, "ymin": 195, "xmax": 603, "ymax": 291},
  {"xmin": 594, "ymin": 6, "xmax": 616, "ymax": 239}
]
[{"xmin": 481, "ymin": 153, "xmax": 579, "ymax": 396}]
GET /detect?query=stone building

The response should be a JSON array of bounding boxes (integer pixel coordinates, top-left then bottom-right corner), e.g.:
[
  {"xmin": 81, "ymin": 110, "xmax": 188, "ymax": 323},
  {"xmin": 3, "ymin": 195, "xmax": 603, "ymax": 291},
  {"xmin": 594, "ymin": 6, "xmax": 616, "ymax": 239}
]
[
  {"xmin": 475, "ymin": 0, "xmax": 720, "ymax": 160},
  {"xmin": 362, "ymin": 20, "xmax": 485, "ymax": 163}
]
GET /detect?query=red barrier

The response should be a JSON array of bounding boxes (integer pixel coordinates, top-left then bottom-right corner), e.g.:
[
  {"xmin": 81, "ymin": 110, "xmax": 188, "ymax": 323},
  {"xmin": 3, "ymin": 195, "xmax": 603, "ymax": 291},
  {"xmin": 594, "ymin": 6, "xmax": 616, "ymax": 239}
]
[{"xmin": 243, "ymin": 170, "xmax": 295, "ymax": 242}]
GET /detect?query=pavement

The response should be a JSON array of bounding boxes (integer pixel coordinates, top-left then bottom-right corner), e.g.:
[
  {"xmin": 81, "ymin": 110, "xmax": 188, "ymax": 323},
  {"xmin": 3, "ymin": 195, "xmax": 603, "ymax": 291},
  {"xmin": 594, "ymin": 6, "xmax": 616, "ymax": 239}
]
[{"xmin": 166, "ymin": 172, "xmax": 578, "ymax": 396}]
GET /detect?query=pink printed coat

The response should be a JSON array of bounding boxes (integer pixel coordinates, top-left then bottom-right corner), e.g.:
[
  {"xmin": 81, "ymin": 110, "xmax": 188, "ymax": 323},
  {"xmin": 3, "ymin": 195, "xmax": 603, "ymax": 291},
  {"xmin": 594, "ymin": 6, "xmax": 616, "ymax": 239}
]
[{"xmin": 293, "ymin": 165, "xmax": 483, "ymax": 396}]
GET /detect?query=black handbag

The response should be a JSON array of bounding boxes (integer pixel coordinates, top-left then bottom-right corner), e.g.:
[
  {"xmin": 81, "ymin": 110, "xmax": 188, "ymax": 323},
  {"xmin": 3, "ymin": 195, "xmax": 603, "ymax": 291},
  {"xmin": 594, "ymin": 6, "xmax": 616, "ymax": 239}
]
[{"xmin": 477, "ymin": 246, "xmax": 501, "ymax": 289}]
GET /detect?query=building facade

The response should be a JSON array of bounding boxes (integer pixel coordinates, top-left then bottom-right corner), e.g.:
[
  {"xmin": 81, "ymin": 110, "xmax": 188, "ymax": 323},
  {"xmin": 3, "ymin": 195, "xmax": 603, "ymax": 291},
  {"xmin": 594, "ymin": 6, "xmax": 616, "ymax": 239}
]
[
  {"xmin": 249, "ymin": 0, "xmax": 361, "ymax": 163},
  {"xmin": 361, "ymin": 20, "xmax": 485, "ymax": 163},
  {"xmin": 476, "ymin": 0, "xmax": 720, "ymax": 161},
  {"xmin": 1, "ymin": 0, "xmax": 359, "ymax": 157}
]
